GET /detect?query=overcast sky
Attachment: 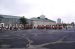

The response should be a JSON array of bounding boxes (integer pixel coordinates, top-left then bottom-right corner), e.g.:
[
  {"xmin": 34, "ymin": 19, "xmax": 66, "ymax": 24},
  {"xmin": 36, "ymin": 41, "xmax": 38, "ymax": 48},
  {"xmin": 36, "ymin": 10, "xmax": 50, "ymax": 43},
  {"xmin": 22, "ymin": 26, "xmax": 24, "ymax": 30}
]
[{"xmin": 0, "ymin": 0, "xmax": 75, "ymax": 23}]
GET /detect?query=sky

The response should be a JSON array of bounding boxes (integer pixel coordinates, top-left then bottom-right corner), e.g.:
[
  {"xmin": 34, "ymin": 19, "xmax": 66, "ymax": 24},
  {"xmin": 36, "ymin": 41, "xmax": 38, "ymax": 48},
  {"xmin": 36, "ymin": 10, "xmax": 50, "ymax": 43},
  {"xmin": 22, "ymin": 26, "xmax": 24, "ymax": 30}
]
[{"xmin": 0, "ymin": 0, "xmax": 75, "ymax": 23}]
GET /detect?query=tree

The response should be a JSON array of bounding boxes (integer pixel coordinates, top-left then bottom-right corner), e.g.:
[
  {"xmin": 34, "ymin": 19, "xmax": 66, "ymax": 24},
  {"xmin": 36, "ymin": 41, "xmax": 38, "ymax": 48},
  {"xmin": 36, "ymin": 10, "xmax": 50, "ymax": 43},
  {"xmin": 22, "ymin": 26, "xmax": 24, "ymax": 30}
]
[
  {"xmin": 71, "ymin": 22, "xmax": 74, "ymax": 25},
  {"xmin": 19, "ymin": 16, "xmax": 28, "ymax": 29},
  {"xmin": 45, "ymin": 18, "xmax": 48, "ymax": 20},
  {"xmin": 62, "ymin": 23, "xmax": 67, "ymax": 28},
  {"xmin": 71, "ymin": 22, "xmax": 74, "ymax": 27},
  {"xmin": 37, "ymin": 17, "xmax": 40, "ymax": 19}
]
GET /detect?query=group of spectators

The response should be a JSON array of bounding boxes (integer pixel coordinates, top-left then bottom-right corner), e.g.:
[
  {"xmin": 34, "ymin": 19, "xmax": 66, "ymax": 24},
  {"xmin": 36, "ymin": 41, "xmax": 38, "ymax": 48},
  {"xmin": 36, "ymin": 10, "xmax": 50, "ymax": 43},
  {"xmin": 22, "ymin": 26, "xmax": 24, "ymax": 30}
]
[
  {"xmin": 0, "ymin": 24, "xmax": 64, "ymax": 31},
  {"xmin": 0, "ymin": 26, "xmax": 18, "ymax": 31},
  {"xmin": 34, "ymin": 25, "xmax": 63, "ymax": 29}
]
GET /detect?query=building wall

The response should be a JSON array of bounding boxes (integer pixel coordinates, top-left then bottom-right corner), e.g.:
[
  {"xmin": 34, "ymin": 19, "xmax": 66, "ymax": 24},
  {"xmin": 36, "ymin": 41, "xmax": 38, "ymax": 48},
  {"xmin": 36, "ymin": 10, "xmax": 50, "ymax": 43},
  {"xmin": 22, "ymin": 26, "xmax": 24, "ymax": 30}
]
[
  {"xmin": 2, "ymin": 18, "xmax": 19, "ymax": 26},
  {"xmin": 0, "ymin": 15, "xmax": 20, "ymax": 27},
  {"xmin": 32, "ymin": 20, "xmax": 56, "ymax": 27}
]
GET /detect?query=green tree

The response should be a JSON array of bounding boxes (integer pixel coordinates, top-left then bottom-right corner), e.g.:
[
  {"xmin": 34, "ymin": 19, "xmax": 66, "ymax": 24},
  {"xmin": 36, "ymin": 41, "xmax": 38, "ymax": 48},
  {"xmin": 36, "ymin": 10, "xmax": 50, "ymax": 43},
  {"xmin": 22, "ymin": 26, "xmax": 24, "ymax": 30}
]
[
  {"xmin": 19, "ymin": 16, "xmax": 28, "ymax": 29},
  {"xmin": 37, "ymin": 17, "xmax": 40, "ymax": 19},
  {"xmin": 62, "ymin": 23, "xmax": 67, "ymax": 28},
  {"xmin": 71, "ymin": 22, "xmax": 74, "ymax": 27}
]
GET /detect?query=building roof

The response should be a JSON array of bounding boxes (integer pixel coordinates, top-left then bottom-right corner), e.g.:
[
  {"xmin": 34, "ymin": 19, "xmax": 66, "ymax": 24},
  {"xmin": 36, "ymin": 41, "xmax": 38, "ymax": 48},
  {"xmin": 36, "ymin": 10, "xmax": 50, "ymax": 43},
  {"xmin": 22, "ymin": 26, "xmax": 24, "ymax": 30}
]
[
  {"xmin": 31, "ymin": 17, "xmax": 56, "ymax": 22},
  {"xmin": 0, "ymin": 15, "xmax": 20, "ymax": 19}
]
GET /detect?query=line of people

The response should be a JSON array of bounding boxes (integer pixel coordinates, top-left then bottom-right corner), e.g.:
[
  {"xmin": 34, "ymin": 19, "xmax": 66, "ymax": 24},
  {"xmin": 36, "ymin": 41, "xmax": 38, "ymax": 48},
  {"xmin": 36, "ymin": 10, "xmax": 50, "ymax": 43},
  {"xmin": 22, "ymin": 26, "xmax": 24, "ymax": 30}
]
[
  {"xmin": 35, "ymin": 25, "xmax": 63, "ymax": 29},
  {"xmin": 0, "ymin": 25, "xmax": 63, "ymax": 31}
]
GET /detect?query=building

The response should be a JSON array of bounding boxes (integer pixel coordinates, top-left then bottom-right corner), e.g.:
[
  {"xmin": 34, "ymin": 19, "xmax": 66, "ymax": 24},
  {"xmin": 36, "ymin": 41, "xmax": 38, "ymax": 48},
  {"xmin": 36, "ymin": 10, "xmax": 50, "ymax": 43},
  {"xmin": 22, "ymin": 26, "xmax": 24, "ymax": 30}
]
[
  {"xmin": 30, "ymin": 15, "xmax": 56, "ymax": 28},
  {"xmin": 0, "ymin": 15, "xmax": 20, "ymax": 27},
  {"xmin": 0, "ymin": 14, "xmax": 56, "ymax": 29},
  {"xmin": 57, "ymin": 18, "xmax": 61, "ymax": 24}
]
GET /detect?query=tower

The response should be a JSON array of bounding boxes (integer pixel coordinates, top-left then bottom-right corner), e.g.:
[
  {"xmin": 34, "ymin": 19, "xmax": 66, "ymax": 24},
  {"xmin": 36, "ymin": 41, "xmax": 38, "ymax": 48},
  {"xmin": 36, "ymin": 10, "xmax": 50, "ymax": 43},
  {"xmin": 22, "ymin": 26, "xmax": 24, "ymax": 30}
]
[{"xmin": 57, "ymin": 18, "xmax": 61, "ymax": 24}]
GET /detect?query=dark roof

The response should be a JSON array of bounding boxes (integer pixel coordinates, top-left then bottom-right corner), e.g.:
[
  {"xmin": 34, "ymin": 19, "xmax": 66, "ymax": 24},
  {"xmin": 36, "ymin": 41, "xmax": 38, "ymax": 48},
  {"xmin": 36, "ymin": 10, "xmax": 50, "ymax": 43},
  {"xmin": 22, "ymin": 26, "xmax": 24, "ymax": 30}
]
[{"xmin": 0, "ymin": 15, "xmax": 20, "ymax": 19}]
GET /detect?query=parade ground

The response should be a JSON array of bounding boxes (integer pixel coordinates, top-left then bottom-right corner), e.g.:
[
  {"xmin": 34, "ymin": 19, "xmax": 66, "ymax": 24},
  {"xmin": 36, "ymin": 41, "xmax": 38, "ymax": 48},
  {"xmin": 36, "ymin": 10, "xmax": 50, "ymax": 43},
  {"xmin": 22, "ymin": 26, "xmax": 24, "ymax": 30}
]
[{"xmin": 0, "ymin": 27, "xmax": 75, "ymax": 49}]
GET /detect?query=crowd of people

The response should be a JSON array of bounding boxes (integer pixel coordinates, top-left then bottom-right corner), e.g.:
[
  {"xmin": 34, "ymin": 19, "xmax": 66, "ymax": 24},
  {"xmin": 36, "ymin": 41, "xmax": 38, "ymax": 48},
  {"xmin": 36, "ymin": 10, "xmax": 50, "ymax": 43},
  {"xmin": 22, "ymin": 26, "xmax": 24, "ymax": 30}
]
[
  {"xmin": 36, "ymin": 25, "xmax": 63, "ymax": 29},
  {"xmin": 0, "ymin": 24, "xmax": 64, "ymax": 31}
]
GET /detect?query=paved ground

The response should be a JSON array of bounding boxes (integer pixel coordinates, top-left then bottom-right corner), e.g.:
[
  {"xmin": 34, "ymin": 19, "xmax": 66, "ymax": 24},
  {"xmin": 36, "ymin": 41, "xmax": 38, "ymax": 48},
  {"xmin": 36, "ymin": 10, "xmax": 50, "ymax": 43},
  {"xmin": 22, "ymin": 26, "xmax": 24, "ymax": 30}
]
[{"xmin": 0, "ymin": 27, "xmax": 75, "ymax": 49}]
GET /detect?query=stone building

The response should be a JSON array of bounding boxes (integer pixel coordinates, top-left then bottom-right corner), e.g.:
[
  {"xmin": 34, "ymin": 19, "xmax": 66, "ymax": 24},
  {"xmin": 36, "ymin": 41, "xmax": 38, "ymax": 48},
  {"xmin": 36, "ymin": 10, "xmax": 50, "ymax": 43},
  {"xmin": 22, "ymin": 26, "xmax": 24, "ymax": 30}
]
[
  {"xmin": 0, "ymin": 15, "xmax": 20, "ymax": 27},
  {"xmin": 30, "ymin": 15, "xmax": 56, "ymax": 28}
]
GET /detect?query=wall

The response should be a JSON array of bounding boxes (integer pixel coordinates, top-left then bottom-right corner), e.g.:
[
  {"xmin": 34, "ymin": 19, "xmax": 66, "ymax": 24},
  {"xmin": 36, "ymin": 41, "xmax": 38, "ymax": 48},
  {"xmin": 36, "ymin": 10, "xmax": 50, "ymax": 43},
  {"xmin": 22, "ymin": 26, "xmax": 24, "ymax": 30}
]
[{"xmin": 32, "ymin": 20, "xmax": 56, "ymax": 27}]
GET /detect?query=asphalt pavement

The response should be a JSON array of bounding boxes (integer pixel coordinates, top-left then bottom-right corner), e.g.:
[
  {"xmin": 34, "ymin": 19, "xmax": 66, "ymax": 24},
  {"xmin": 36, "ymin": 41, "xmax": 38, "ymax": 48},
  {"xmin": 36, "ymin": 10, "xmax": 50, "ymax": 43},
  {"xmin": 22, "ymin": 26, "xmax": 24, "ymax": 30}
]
[{"xmin": 0, "ymin": 27, "xmax": 75, "ymax": 49}]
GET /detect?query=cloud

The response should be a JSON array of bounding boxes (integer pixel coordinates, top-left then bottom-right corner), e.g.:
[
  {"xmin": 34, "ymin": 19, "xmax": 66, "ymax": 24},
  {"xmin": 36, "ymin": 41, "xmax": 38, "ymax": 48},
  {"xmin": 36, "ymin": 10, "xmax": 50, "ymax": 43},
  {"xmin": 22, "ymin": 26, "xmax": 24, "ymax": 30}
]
[
  {"xmin": 0, "ymin": 0, "xmax": 75, "ymax": 23},
  {"xmin": 0, "ymin": 0, "xmax": 32, "ymax": 15}
]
